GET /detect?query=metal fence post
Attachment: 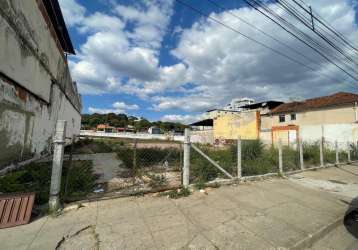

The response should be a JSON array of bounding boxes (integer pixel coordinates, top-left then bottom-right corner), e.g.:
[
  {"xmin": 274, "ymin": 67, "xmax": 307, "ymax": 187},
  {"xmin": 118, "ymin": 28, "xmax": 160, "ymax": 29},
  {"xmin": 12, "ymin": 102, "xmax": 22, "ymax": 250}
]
[
  {"xmin": 183, "ymin": 128, "xmax": 190, "ymax": 187},
  {"xmin": 49, "ymin": 120, "xmax": 67, "ymax": 212},
  {"xmin": 278, "ymin": 139, "xmax": 283, "ymax": 175},
  {"xmin": 299, "ymin": 137, "xmax": 304, "ymax": 170},
  {"xmin": 335, "ymin": 140, "xmax": 339, "ymax": 165},
  {"xmin": 347, "ymin": 142, "xmax": 351, "ymax": 163},
  {"xmin": 237, "ymin": 136, "xmax": 242, "ymax": 179}
]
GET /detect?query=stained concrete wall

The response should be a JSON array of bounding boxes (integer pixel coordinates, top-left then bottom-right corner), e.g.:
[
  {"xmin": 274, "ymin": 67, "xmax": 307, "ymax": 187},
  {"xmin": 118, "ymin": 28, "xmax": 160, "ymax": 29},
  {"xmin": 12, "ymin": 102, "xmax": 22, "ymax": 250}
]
[
  {"xmin": 260, "ymin": 105, "xmax": 358, "ymax": 145},
  {"xmin": 191, "ymin": 130, "xmax": 214, "ymax": 144},
  {"xmin": 0, "ymin": 0, "xmax": 81, "ymax": 170},
  {"xmin": 213, "ymin": 111, "xmax": 259, "ymax": 140}
]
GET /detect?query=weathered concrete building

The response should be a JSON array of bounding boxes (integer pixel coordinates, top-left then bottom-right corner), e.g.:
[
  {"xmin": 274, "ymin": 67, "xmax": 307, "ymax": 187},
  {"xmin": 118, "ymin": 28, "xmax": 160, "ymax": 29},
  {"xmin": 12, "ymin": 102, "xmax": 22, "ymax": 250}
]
[
  {"xmin": 190, "ymin": 101, "xmax": 282, "ymax": 143},
  {"xmin": 261, "ymin": 92, "xmax": 358, "ymax": 145},
  {"xmin": 0, "ymin": 0, "xmax": 81, "ymax": 170}
]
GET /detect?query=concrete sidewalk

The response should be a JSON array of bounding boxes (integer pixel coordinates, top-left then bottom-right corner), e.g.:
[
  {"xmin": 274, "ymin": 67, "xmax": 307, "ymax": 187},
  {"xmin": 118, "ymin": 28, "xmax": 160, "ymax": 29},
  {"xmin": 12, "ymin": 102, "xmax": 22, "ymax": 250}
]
[{"xmin": 0, "ymin": 167, "xmax": 356, "ymax": 250}]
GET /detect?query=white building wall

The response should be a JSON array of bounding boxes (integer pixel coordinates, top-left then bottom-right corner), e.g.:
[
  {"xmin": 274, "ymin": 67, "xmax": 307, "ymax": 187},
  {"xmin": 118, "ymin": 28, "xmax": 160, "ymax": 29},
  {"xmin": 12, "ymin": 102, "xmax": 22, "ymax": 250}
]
[
  {"xmin": 0, "ymin": 0, "xmax": 81, "ymax": 170},
  {"xmin": 300, "ymin": 124, "xmax": 358, "ymax": 144}
]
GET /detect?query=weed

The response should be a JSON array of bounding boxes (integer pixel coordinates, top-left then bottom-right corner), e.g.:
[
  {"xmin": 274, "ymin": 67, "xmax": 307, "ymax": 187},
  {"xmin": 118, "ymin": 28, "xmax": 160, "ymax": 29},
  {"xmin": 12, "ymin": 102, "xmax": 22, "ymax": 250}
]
[
  {"xmin": 194, "ymin": 179, "xmax": 206, "ymax": 190},
  {"xmin": 166, "ymin": 187, "xmax": 191, "ymax": 199},
  {"xmin": 0, "ymin": 160, "xmax": 96, "ymax": 205},
  {"xmin": 147, "ymin": 174, "xmax": 168, "ymax": 188}
]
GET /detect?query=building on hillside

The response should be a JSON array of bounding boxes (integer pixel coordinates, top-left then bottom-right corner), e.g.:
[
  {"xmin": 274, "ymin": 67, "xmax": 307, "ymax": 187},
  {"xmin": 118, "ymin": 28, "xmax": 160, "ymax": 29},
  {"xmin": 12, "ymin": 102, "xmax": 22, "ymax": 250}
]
[
  {"xmin": 148, "ymin": 126, "xmax": 161, "ymax": 135},
  {"xmin": 96, "ymin": 124, "xmax": 116, "ymax": 133},
  {"xmin": 261, "ymin": 92, "xmax": 358, "ymax": 145},
  {"xmin": 0, "ymin": 0, "xmax": 82, "ymax": 170}
]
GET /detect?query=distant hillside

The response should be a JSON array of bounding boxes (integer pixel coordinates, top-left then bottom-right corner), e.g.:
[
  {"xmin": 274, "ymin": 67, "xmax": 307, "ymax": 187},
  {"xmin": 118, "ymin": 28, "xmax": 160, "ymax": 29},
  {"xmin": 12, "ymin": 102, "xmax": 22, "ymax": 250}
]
[{"xmin": 81, "ymin": 113, "xmax": 186, "ymax": 132}]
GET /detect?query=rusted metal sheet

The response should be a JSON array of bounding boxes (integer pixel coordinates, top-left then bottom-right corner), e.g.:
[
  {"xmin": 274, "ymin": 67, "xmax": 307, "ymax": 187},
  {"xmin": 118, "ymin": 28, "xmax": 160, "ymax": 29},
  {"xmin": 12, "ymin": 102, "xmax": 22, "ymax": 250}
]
[{"xmin": 0, "ymin": 193, "xmax": 35, "ymax": 229}]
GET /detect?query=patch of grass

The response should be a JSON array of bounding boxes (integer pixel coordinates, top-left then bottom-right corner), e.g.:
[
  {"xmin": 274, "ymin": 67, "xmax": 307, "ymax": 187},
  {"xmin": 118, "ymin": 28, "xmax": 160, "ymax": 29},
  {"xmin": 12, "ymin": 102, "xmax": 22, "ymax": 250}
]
[
  {"xmin": 165, "ymin": 187, "xmax": 191, "ymax": 199},
  {"xmin": 350, "ymin": 143, "xmax": 358, "ymax": 161},
  {"xmin": 0, "ymin": 160, "xmax": 96, "ymax": 205},
  {"xmin": 194, "ymin": 179, "xmax": 206, "ymax": 190},
  {"xmin": 116, "ymin": 147, "xmax": 181, "ymax": 172},
  {"xmin": 66, "ymin": 138, "xmax": 128, "ymax": 154},
  {"xmin": 303, "ymin": 142, "xmax": 320, "ymax": 166},
  {"xmin": 147, "ymin": 174, "xmax": 168, "ymax": 188}
]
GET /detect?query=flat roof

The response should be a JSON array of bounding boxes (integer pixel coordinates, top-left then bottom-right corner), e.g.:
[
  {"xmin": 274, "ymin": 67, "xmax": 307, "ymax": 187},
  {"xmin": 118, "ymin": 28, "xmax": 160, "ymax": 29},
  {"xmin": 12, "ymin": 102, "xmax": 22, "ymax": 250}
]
[
  {"xmin": 190, "ymin": 119, "xmax": 213, "ymax": 126},
  {"xmin": 241, "ymin": 101, "xmax": 284, "ymax": 110}
]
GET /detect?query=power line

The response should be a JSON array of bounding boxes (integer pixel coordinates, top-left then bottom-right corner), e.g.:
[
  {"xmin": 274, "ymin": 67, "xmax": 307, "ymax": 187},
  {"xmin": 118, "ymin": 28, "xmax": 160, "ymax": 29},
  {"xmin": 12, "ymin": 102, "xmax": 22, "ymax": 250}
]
[
  {"xmin": 290, "ymin": 0, "xmax": 358, "ymax": 53},
  {"xmin": 277, "ymin": 0, "xmax": 358, "ymax": 67},
  {"xmin": 204, "ymin": 0, "xmax": 319, "ymax": 65},
  {"xmin": 174, "ymin": 0, "xmax": 352, "ymax": 85},
  {"xmin": 244, "ymin": 0, "xmax": 358, "ymax": 81},
  {"xmin": 273, "ymin": 0, "xmax": 358, "ymax": 77}
]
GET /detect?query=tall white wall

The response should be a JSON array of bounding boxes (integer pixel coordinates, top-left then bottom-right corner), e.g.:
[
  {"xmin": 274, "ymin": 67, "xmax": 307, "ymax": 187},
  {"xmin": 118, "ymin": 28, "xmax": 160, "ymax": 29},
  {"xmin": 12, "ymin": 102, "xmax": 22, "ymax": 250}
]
[{"xmin": 0, "ymin": 0, "xmax": 81, "ymax": 169}]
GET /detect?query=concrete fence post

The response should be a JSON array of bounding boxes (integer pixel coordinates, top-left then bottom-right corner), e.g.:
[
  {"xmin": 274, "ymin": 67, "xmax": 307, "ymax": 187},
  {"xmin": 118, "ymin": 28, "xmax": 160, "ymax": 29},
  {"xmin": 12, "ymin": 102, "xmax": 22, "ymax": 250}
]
[
  {"xmin": 278, "ymin": 139, "xmax": 283, "ymax": 175},
  {"xmin": 49, "ymin": 120, "xmax": 67, "ymax": 212},
  {"xmin": 133, "ymin": 138, "xmax": 138, "ymax": 179},
  {"xmin": 347, "ymin": 142, "xmax": 351, "ymax": 163},
  {"xmin": 237, "ymin": 136, "xmax": 242, "ymax": 179},
  {"xmin": 183, "ymin": 128, "xmax": 190, "ymax": 187},
  {"xmin": 299, "ymin": 138, "xmax": 304, "ymax": 170},
  {"xmin": 335, "ymin": 140, "xmax": 339, "ymax": 165},
  {"xmin": 320, "ymin": 137, "xmax": 324, "ymax": 167}
]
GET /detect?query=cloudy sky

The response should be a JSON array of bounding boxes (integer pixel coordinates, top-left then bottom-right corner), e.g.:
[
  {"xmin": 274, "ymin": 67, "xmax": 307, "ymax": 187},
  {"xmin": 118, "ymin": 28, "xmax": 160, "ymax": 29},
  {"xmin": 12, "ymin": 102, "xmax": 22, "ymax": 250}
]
[{"xmin": 59, "ymin": 0, "xmax": 358, "ymax": 124}]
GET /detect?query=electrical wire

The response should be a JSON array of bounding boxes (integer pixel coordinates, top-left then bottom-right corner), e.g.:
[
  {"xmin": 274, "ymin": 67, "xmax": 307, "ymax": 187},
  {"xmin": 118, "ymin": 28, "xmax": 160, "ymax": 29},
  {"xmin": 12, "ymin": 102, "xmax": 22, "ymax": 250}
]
[
  {"xmin": 174, "ymin": 0, "xmax": 352, "ymax": 85},
  {"xmin": 244, "ymin": 0, "xmax": 358, "ymax": 81}
]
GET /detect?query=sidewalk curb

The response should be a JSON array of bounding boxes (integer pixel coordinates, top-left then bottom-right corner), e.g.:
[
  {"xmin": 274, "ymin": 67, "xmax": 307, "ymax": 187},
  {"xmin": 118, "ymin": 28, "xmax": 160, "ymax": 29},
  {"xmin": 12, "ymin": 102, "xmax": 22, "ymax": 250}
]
[{"xmin": 290, "ymin": 215, "xmax": 344, "ymax": 250}]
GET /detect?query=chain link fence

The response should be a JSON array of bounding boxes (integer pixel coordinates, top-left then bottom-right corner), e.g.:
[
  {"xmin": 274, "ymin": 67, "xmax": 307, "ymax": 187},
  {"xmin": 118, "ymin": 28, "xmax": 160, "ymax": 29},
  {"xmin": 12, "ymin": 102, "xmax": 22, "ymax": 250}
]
[
  {"xmin": 182, "ymin": 128, "xmax": 358, "ymax": 187},
  {"xmin": 2, "ymin": 128, "xmax": 358, "ymax": 214},
  {"xmin": 114, "ymin": 140, "xmax": 182, "ymax": 193}
]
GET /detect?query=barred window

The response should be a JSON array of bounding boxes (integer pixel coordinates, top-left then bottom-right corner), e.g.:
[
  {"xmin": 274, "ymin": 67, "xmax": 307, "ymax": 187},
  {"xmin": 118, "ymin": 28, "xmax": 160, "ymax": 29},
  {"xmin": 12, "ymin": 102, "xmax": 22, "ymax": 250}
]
[{"xmin": 279, "ymin": 114, "xmax": 285, "ymax": 123}]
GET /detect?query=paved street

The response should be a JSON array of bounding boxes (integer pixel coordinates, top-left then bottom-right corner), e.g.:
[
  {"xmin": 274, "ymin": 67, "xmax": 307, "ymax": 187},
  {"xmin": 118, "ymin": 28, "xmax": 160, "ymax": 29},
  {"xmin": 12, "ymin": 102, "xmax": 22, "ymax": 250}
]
[{"xmin": 0, "ymin": 165, "xmax": 357, "ymax": 250}]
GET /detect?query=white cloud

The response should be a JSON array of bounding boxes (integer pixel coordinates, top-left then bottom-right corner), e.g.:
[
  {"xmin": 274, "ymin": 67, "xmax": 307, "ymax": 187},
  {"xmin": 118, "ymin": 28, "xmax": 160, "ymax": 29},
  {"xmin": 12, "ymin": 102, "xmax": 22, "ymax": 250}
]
[
  {"xmin": 88, "ymin": 107, "xmax": 125, "ymax": 114},
  {"xmin": 88, "ymin": 101, "xmax": 140, "ymax": 114},
  {"xmin": 78, "ymin": 12, "xmax": 125, "ymax": 34},
  {"xmin": 59, "ymin": 0, "xmax": 85, "ymax": 27},
  {"xmin": 63, "ymin": 0, "xmax": 358, "ymax": 115},
  {"xmin": 161, "ymin": 114, "xmax": 204, "ymax": 124},
  {"xmin": 113, "ymin": 102, "xmax": 139, "ymax": 110},
  {"xmin": 152, "ymin": 94, "xmax": 215, "ymax": 112},
  {"xmin": 163, "ymin": 0, "xmax": 358, "ymax": 111},
  {"xmin": 66, "ymin": 0, "xmax": 175, "ymax": 95}
]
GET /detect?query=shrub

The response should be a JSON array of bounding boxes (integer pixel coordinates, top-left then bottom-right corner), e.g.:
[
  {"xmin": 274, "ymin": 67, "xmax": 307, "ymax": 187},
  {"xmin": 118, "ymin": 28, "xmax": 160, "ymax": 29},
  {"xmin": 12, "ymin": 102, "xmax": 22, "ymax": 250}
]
[
  {"xmin": 303, "ymin": 142, "xmax": 320, "ymax": 166},
  {"xmin": 190, "ymin": 146, "xmax": 230, "ymax": 182},
  {"xmin": 282, "ymin": 146, "xmax": 300, "ymax": 171},
  {"xmin": 0, "ymin": 160, "xmax": 96, "ymax": 205},
  {"xmin": 116, "ymin": 147, "xmax": 181, "ymax": 174}
]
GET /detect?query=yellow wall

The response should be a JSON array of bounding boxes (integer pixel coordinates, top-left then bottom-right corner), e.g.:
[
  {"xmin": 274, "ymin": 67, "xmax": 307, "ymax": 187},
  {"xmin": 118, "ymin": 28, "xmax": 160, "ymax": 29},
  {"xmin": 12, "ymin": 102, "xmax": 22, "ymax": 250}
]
[{"xmin": 213, "ymin": 111, "xmax": 259, "ymax": 140}]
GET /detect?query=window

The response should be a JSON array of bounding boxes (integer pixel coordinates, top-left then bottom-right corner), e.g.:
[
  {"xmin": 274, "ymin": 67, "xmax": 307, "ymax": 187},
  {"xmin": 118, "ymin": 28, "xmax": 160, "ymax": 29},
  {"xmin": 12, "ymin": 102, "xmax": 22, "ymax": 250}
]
[
  {"xmin": 279, "ymin": 114, "xmax": 285, "ymax": 123},
  {"xmin": 290, "ymin": 113, "xmax": 296, "ymax": 120}
]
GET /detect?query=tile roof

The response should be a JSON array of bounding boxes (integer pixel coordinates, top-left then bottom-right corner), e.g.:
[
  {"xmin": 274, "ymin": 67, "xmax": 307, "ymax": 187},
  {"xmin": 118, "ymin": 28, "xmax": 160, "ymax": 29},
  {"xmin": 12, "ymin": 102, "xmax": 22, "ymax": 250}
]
[{"xmin": 271, "ymin": 92, "xmax": 358, "ymax": 114}]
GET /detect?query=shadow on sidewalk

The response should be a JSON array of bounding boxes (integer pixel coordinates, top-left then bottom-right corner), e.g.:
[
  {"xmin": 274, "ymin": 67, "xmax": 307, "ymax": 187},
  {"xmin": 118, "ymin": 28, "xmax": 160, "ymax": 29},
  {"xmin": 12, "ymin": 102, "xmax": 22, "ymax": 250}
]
[{"xmin": 344, "ymin": 197, "xmax": 358, "ymax": 238}]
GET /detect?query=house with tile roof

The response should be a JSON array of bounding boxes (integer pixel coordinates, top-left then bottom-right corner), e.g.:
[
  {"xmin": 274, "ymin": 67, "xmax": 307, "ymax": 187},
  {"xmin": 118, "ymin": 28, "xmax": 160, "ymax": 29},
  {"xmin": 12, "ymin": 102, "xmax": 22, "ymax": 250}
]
[{"xmin": 260, "ymin": 92, "xmax": 358, "ymax": 145}]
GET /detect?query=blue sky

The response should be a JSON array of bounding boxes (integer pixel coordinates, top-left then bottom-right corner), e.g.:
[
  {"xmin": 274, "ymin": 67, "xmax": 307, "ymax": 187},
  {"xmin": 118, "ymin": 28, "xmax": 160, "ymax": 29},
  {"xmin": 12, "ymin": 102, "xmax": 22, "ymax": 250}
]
[{"xmin": 59, "ymin": 0, "xmax": 358, "ymax": 123}]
